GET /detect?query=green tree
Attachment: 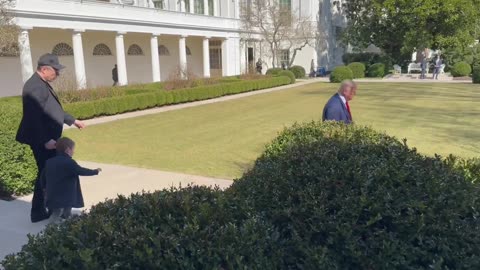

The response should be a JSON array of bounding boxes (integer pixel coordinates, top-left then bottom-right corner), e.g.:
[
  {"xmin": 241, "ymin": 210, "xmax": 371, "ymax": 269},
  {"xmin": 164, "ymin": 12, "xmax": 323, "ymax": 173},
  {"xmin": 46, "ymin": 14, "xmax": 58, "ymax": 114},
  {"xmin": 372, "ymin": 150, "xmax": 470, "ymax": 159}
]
[{"xmin": 343, "ymin": 0, "xmax": 480, "ymax": 64}]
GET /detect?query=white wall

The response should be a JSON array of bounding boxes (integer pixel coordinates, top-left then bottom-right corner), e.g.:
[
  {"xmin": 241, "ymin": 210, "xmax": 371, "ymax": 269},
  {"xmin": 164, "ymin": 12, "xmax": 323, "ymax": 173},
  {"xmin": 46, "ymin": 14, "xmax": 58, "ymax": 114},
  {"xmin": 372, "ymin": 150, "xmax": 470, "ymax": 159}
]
[{"xmin": 0, "ymin": 57, "xmax": 22, "ymax": 96}]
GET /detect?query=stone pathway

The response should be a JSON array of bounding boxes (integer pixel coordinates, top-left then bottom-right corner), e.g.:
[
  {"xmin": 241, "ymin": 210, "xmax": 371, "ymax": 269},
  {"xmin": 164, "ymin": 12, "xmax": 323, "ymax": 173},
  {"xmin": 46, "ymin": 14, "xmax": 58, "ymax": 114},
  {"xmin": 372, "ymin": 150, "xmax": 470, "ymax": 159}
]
[{"xmin": 0, "ymin": 161, "xmax": 233, "ymax": 263}]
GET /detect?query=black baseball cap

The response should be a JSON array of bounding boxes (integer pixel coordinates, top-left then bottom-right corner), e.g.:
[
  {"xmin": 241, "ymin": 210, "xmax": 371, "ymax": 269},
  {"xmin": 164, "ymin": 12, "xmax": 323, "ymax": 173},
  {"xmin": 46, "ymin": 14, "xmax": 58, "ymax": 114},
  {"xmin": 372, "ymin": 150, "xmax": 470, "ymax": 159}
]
[{"xmin": 38, "ymin": 53, "xmax": 65, "ymax": 70}]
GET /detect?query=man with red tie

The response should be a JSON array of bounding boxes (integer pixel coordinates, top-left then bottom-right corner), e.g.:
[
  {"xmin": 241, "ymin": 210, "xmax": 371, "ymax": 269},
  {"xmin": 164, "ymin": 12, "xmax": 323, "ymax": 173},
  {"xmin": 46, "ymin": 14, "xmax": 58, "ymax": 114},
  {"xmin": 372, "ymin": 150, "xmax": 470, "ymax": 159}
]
[{"xmin": 322, "ymin": 80, "xmax": 357, "ymax": 124}]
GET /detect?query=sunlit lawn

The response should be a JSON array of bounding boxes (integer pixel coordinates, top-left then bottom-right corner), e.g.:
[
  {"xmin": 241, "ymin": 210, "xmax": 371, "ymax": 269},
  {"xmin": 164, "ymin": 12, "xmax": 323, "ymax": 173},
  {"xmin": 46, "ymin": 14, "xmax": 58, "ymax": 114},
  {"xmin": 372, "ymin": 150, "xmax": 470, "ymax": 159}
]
[{"xmin": 65, "ymin": 82, "xmax": 480, "ymax": 179}]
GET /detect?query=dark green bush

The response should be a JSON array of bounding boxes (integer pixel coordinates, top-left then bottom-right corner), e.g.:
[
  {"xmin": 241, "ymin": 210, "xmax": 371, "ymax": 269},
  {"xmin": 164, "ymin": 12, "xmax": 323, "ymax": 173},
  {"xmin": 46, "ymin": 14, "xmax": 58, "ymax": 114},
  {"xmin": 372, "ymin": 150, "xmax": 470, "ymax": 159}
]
[
  {"xmin": 277, "ymin": 70, "xmax": 296, "ymax": 84},
  {"xmin": 2, "ymin": 186, "xmax": 283, "ymax": 269},
  {"xmin": 288, "ymin": 65, "xmax": 306, "ymax": 78},
  {"xmin": 342, "ymin": 53, "xmax": 394, "ymax": 71},
  {"xmin": 451, "ymin": 61, "xmax": 472, "ymax": 77},
  {"xmin": 4, "ymin": 122, "xmax": 480, "ymax": 269},
  {"xmin": 228, "ymin": 122, "xmax": 480, "ymax": 269},
  {"xmin": 367, "ymin": 63, "xmax": 386, "ymax": 77},
  {"xmin": 347, "ymin": 62, "xmax": 366, "ymax": 78},
  {"xmin": 0, "ymin": 77, "xmax": 290, "ymax": 197},
  {"xmin": 473, "ymin": 67, "xmax": 480, "ymax": 84},
  {"xmin": 266, "ymin": 68, "xmax": 283, "ymax": 76},
  {"xmin": 330, "ymin": 66, "xmax": 353, "ymax": 82}
]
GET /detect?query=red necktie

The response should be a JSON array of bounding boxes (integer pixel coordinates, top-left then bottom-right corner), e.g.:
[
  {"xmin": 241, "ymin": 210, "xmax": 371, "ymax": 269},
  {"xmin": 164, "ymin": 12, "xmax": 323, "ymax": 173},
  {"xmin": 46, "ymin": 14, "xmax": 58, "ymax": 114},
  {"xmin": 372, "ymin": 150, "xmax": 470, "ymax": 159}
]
[{"xmin": 346, "ymin": 102, "xmax": 352, "ymax": 119}]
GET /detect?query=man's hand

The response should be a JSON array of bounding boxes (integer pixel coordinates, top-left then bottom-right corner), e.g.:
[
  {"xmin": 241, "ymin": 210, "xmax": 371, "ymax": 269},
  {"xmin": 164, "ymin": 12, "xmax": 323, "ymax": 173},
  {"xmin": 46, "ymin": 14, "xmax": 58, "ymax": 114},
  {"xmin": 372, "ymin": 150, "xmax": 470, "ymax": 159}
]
[
  {"xmin": 45, "ymin": 139, "xmax": 56, "ymax": 150},
  {"xmin": 74, "ymin": 120, "xmax": 86, "ymax": 130}
]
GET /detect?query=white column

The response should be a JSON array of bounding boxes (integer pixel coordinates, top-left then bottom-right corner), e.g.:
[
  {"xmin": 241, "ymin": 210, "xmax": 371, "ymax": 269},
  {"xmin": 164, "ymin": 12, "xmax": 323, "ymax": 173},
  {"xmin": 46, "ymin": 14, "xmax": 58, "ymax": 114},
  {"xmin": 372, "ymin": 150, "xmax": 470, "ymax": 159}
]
[
  {"xmin": 150, "ymin": 34, "xmax": 161, "ymax": 82},
  {"xmin": 203, "ymin": 0, "xmax": 209, "ymax": 15},
  {"xmin": 234, "ymin": 0, "xmax": 240, "ymax": 19},
  {"xmin": 222, "ymin": 37, "xmax": 229, "ymax": 76},
  {"xmin": 115, "ymin": 32, "xmax": 128, "ymax": 86},
  {"xmin": 203, "ymin": 37, "xmax": 211, "ymax": 78},
  {"xmin": 189, "ymin": 0, "xmax": 194, "ymax": 13},
  {"xmin": 213, "ymin": 0, "xmax": 218, "ymax": 16},
  {"xmin": 72, "ymin": 30, "xmax": 87, "ymax": 89},
  {"xmin": 179, "ymin": 35, "xmax": 188, "ymax": 79},
  {"xmin": 180, "ymin": 0, "xmax": 186, "ymax": 12},
  {"xmin": 18, "ymin": 28, "xmax": 33, "ymax": 83}
]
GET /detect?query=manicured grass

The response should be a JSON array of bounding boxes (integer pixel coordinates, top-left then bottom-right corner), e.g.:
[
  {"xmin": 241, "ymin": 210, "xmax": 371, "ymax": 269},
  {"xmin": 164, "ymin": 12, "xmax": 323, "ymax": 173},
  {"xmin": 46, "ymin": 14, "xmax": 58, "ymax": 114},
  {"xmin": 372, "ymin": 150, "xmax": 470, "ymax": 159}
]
[{"xmin": 65, "ymin": 82, "xmax": 480, "ymax": 179}]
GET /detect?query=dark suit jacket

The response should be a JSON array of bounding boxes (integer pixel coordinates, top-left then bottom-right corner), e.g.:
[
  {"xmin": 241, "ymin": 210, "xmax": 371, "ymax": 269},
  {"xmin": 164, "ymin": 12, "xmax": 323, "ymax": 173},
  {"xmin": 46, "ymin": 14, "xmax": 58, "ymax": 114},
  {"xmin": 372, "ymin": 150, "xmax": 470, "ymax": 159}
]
[
  {"xmin": 322, "ymin": 93, "xmax": 352, "ymax": 124},
  {"xmin": 16, "ymin": 73, "xmax": 75, "ymax": 147},
  {"xmin": 41, "ymin": 154, "xmax": 99, "ymax": 209}
]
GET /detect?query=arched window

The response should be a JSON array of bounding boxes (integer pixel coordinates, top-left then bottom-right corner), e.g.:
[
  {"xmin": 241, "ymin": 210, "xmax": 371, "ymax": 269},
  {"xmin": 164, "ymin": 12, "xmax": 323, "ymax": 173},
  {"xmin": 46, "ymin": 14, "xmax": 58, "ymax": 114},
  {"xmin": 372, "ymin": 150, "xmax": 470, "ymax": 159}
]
[
  {"xmin": 93, "ymin": 43, "xmax": 112, "ymax": 56},
  {"xmin": 186, "ymin": 46, "xmax": 192, "ymax": 56},
  {"xmin": 127, "ymin": 44, "xmax": 144, "ymax": 55},
  {"xmin": 158, "ymin": 45, "xmax": 170, "ymax": 56},
  {"xmin": 52, "ymin": 43, "xmax": 74, "ymax": 56}
]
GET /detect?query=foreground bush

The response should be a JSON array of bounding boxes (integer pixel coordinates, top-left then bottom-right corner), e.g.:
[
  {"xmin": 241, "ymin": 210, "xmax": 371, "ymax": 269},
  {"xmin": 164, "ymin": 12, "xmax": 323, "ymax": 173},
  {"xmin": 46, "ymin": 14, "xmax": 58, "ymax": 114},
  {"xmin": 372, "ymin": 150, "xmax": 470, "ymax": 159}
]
[
  {"xmin": 367, "ymin": 63, "xmax": 386, "ymax": 77},
  {"xmin": 473, "ymin": 67, "xmax": 480, "ymax": 83},
  {"xmin": 330, "ymin": 66, "xmax": 353, "ymax": 82},
  {"xmin": 0, "ymin": 76, "xmax": 290, "ymax": 197},
  {"xmin": 2, "ymin": 186, "xmax": 282, "ymax": 269},
  {"xmin": 277, "ymin": 70, "xmax": 296, "ymax": 84},
  {"xmin": 229, "ymin": 122, "xmax": 480, "ymax": 269},
  {"xmin": 4, "ymin": 122, "xmax": 480, "ymax": 269},
  {"xmin": 347, "ymin": 62, "xmax": 366, "ymax": 78},
  {"xmin": 451, "ymin": 61, "xmax": 472, "ymax": 77},
  {"xmin": 288, "ymin": 65, "xmax": 306, "ymax": 78}
]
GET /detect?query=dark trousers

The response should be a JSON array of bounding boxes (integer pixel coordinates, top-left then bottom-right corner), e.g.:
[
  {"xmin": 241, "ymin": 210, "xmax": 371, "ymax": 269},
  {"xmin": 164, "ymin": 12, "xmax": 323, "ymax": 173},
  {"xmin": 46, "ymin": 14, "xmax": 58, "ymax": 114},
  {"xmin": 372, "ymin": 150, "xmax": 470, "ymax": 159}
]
[{"xmin": 30, "ymin": 145, "xmax": 56, "ymax": 218}]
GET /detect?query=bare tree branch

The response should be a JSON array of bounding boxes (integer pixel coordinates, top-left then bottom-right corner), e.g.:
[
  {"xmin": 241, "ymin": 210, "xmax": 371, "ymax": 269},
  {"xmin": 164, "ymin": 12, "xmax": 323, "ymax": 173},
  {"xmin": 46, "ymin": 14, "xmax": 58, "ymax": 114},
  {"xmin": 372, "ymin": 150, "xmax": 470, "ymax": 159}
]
[{"xmin": 0, "ymin": 0, "xmax": 19, "ymax": 56}]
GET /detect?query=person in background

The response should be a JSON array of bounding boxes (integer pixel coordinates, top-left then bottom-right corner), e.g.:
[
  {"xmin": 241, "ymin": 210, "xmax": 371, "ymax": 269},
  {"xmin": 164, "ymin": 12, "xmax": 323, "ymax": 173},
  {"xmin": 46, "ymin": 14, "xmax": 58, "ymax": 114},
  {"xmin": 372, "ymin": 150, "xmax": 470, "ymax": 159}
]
[
  {"xmin": 41, "ymin": 137, "xmax": 101, "ymax": 222},
  {"xmin": 112, "ymin": 64, "xmax": 118, "ymax": 86},
  {"xmin": 322, "ymin": 80, "xmax": 357, "ymax": 124},
  {"xmin": 420, "ymin": 53, "xmax": 427, "ymax": 79},
  {"xmin": 432, "ymin": 55, "xmax": 443, "ymax": 80},
  {"xmin": 256, "ymin": 59, "xmax": 263, "ymax": 74},
  {"xmin": 16, "ymin": 53, "xmax": 86, "ymax": 223}
]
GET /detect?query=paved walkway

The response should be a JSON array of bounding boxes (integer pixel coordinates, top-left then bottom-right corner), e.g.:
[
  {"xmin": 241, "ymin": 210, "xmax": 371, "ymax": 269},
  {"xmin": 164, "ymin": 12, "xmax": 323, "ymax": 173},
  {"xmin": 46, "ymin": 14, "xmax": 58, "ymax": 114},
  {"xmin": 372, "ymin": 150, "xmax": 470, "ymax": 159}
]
[{"xmin": 0, "ymin": 161, "xmax": 233, "ymax": 263}]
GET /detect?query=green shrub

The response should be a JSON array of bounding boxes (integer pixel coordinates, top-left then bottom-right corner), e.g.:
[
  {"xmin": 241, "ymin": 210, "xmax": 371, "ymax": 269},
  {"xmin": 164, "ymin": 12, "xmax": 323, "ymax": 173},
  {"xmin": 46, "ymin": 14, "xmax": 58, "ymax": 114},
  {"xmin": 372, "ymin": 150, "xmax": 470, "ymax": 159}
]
[
  {"xmin": 473, "ymin": 67, "xmax": 480, "ymax": 84},
  {"xmin": 228, "ymin": 122, "xmax": 480, "ymax": 269},
  {"xmin": 266, "ymin": 68, "xmax": 283, "ymax": 76},
  {"xmin": 4, "ymin": 122, "xmax": 480, "ymax": 269},
  {"xmin": 2, "ymin": 186, "xmax": 282, "ymax": 269},
  {"xmin": 277, "ymin": 70, "xmax": 296, "ymax": 84},
  {"xmin": 347, "ymin": 62, "xmax": 366, "ymax": 78},
  {"xmin": 342, "ymin": 53, "xmax": 394, "ymax": 71},
  {"xmin": 367, "ymin": 63, "xmax": 386, "ymax": 77},
  {"xmin": 451, "ymin": 61, "xmax": 472, "ymax": 77},
  {"xmin": 0, "ymin": 77, "xmax": 290, "ymax": 197},
  {"xmin": 329, "ymin": 66, "xmax": 353, "ymax": 83},
  {"xmin": 288, "ymin": 65, "xmax": 306, "ymax": 78}
]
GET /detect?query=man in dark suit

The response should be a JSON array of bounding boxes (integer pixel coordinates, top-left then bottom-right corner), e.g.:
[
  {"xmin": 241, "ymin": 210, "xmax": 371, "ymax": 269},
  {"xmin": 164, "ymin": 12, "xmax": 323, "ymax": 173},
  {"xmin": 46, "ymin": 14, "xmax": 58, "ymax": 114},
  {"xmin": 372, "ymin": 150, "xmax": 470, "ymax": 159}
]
[
  {"xmin": 16, "ymin": 53, "xmax": 86, "ymax": 223},
  {"xmin": 322, "ymin": 80, "xmax": 357, "ymax": 124},
  {"xmin": 112, "ymin": 64, "xmax": 118, "ymax": 86}
]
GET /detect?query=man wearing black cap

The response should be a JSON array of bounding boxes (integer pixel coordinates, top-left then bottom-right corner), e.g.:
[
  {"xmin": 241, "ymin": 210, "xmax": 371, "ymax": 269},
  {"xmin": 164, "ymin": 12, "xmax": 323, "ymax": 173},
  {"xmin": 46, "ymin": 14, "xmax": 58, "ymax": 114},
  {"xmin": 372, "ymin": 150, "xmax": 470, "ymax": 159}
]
[{"xmin": 16, "ymin": 53, "xmax": 86, "ymax": 223}]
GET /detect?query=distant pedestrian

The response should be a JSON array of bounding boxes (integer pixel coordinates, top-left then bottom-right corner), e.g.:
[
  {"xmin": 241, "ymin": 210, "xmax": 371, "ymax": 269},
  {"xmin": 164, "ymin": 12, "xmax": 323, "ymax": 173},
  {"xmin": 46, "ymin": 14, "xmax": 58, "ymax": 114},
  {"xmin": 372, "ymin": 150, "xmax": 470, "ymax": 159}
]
[
  {"xmin": 322, "ymin": 80, "xmax": 357, "ymax": 124},
  {"xmin": 432, "ymin": 55, "xmax": 443, "ymax": 80},
  {"xmin": 256, "ymin": 59, "xmax": 263, "ymax": 74},
  {"xmin": 40, "ymin": 137, "xmax": 101, "ymax": 222},
  {"xmin": 281, "ymin": 62, "xmax": 286, "ymax": 70},
  {"xmin": 16, "ymin": 53, "xmax": 86, "ymax": 223},
  {"xmin": 420, "ymin": 54, "xmax": 427, "ymax": 79},
  {"xmin": 112, "ymin": 64, "xmax": 118, "ymax": 86}
]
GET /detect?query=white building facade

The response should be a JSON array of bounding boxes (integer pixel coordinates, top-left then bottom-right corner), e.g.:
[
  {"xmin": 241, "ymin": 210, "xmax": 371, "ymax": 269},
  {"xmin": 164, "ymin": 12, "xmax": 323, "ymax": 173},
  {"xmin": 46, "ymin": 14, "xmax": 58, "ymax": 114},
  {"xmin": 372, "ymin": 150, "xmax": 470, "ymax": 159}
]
[{"xmin": 0, "ymin": 0, "xmax": 346, "ymax": 97}]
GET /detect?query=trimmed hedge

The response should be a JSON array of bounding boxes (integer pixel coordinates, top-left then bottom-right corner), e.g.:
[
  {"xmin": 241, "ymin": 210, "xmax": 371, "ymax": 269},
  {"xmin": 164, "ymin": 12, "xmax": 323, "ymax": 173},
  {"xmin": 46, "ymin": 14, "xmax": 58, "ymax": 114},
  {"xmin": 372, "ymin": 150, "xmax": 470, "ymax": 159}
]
[
  {"xmin": 473, "ymin": 67, "xmax": 480, "ymax": 84},
  {"xmin": 330, "ymin": 66, "xmax": 353, "ymax": 83},
  {"xmin": 451, "ymin": 61, "xmax": 472, "ymax": 77},
  {"xmin": 266, "ymin": 68, "xmax": 283, "ymax": 76},
  {"xmin": 347, "ymin": 62, "xmax": 366, "ymax": 79},
  {"xmin": 277, "ymin": 70, "xmax": 296, "ymax": 84},
  {"xmin": 66, "ymin": 77, "xmax": 291, "ymax": 120},
  {"xmin": 367, "ymin": 63, "xmax": 386, "ymax": 78},
  {"xmin": 0, "ymin": 77, "xmax": 291, "ymax": 197},
  {"xmin": 3, "ymin": 122, "xmax": 480, "ymax": 269},
  {"xmin": 288, "ymin": 65, "xmax": 306, "ymax": 78}
]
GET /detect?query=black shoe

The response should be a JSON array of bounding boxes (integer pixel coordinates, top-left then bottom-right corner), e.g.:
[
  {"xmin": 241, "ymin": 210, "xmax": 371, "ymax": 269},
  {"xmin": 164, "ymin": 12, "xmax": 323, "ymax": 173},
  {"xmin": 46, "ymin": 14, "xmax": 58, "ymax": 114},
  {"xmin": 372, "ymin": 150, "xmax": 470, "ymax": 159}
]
[{"xmin": 31, "ymin": 212, "xmax": 51, "ymax": 223}]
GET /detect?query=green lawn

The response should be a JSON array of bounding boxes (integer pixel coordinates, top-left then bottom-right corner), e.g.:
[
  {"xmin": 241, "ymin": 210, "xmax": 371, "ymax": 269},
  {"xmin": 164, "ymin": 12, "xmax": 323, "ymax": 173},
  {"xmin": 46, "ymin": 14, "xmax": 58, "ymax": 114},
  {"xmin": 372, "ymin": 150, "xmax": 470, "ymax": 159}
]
[{"xmin": 65, "ymin": 82, "xmax": 480, "ymax": 179}]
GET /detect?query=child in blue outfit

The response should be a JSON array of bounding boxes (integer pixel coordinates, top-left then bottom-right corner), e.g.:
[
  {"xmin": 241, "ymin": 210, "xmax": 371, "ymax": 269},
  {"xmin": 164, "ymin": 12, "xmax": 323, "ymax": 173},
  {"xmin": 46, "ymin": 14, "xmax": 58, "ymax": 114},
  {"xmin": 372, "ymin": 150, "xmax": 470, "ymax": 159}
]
[{"xmin": 40, "ymin": 137, "xmax": 101, "ymax": 220}]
